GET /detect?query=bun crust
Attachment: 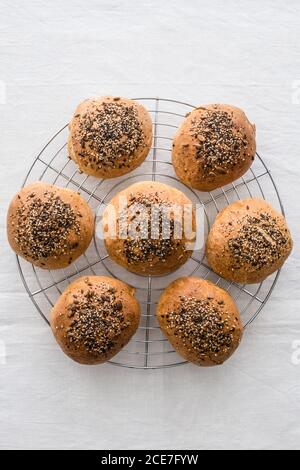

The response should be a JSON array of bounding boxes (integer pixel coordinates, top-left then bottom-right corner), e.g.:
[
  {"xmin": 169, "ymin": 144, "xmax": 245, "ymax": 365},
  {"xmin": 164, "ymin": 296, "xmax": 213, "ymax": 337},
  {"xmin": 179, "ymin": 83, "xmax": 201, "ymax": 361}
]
[
  {"xmin": 103, "ymin": 181, "xmax": 196, "ymax": 275},
  {"xmin": 157, "ymin": 277, "xmax": 243, "ymax": 366},
  {"xmin": 50, "ymin": 276, "xmax": 140, "ymax": 364},
  {"xmin": 172, "ymin": 104, "xmax": 256, "ymax": 191},
  {"xmin": 206, "ymin": 198, "xmax": 293, "ymax": 284},
  {"xmin": 68, "ymin": 96, "xmax": 152, "ymax": 178},
  {"xmin": 7, "ymin": 182, "xmax": 94, "ymax": 269}
]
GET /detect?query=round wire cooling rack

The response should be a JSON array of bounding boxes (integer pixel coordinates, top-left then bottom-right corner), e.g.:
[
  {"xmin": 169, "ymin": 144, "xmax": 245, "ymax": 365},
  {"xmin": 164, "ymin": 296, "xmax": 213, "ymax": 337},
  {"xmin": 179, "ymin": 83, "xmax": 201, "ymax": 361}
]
[{"xmin": 17, "ymin": 97, "xmax": 284, "ymax": 369}]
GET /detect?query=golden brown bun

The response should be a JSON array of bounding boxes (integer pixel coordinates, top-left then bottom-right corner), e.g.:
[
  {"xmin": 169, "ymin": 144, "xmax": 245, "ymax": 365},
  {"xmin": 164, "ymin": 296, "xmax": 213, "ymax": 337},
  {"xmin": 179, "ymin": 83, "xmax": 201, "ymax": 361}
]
[
  {"xmin": 7, "ymin": 182, "xmax": 94, "ymax": 269},
  {"xmin": 50, "ymin": 276, "xmax": 140, "ymax": 365},
  {"xmin": 206, "ymin": 198, "xmax": 293, "ymax": 284},
  {"xmin": 68, "ymin": 96, "xmax": 152, "ymax": 178},
  {"xmin": 172, "ymin": 104, "xmax": 256, "ymax": 191},
  {"xmin": 103, "ymin": 181, "xmax": 196, "ymax": 275},
  {"xmin": 157, "ymin": 277, "xmax": 243, "ymax": 366}
]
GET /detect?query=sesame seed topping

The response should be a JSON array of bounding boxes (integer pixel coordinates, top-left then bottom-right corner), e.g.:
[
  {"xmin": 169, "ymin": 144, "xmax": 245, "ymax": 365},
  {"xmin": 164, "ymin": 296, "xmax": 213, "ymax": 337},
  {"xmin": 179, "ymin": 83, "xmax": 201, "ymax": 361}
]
[
  {"xmin": 76, "ymin": 102, "xmax": 146, "ymax": 170},
  {"xmin": 14, "ymin": 191, "xmax": 80, "ymax": 261},
  {"xmin": 228, "ymin": 212, "xmax": 290, "ymax": 270},
  {"xmin": 190, "ymin": 109, "xmax": 249, "ymax": 174},
  {"xmin": 121, "ymin": 193, "xmax": 185, "ymax": 265},
  {"xmin": 165, "ymin": 296, "xmax": 236, "ymax": 358},
  {"xmin": 66, "ymin": 286, "xmax": 128, "ymax": 355}
]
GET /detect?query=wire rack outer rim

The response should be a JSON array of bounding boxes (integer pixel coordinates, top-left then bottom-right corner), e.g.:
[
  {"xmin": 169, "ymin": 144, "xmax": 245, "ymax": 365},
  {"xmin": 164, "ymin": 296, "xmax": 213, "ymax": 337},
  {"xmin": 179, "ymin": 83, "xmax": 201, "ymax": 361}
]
[{"xmin": 16, "ymin": 97, "xmax": 284, "ymax": 370}]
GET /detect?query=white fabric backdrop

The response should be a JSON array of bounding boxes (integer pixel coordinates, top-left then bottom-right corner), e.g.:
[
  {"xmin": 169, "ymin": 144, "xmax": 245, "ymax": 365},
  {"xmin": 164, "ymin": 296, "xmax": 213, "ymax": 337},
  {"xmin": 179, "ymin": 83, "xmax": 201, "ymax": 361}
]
[{"xmin": 0, "ymin": 0, "xmax": 299, "ymax": 450}]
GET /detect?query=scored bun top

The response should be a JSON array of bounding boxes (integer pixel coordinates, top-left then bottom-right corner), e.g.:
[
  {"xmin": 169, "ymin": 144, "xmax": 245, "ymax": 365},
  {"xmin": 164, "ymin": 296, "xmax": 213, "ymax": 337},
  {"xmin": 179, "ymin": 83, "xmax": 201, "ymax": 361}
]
[
  {"xmin": 172, "ymin": 104, "xmax": 256, "ymax": 191},
  {"xmin": 157, "ymin": 277, "xmax": 243, "ymax": 366},
  {"xmin": 68, "ymin": 96, "xmax": 153, "ymax": 178},
  {"xmin": 7, "ymin": 182, "xmax": 94, "ymax": 269},
  {"xmin": 206, "ymin": 198, "xmax": 293, "ymax": 284}
]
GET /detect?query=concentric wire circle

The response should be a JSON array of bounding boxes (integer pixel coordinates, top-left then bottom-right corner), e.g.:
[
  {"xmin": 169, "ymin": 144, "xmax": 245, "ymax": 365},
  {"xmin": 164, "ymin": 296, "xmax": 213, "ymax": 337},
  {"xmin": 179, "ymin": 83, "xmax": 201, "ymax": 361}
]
[{"xmin": 17, "ymin": 98, "xmax": 284, "ymax": 369}]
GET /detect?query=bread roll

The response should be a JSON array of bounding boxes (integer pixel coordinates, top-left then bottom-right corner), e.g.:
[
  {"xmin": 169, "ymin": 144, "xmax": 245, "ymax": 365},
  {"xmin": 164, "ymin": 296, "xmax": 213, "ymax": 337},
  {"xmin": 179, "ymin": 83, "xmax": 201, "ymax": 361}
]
[
  {"xmin": 7, "ymin": 182, "xmax": 94, "ymax": 269},
  {"xmin": 172, "ymin": 104, "xmax": 256, "ymax": 191},
  {"xmin": 206, "ymin": 198, "xmax": 293, "ymax": 284},
  {"xmin": 103, "ymin": 181, "xmax": 196, "ymax": 275},
  {"xmin": 157, "ymin": 277, "xmax": 243, "ymax": 366},
  {"xmin": 50, "ymin": 276, "xmax": 140, "ymax": 364},
  {"xmin": 68, "ymin": 96, "xmax": 152, "ymax": 178}
]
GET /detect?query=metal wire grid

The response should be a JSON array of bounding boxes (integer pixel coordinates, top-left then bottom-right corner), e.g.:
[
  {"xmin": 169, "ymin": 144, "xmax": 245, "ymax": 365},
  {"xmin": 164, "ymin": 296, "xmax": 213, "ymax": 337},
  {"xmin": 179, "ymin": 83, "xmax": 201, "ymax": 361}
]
[{"xmin": 17, "ymin": 97, "xmax": 284, "ymax": 369}]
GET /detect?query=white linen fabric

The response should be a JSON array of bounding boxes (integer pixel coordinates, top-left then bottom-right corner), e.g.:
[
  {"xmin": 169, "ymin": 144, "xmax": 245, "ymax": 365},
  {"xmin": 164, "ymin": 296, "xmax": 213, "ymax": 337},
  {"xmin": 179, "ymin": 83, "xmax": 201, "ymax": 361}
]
[{"xmin": 0, "ymin": 0, "xmax": 299, "ymax": 450}]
